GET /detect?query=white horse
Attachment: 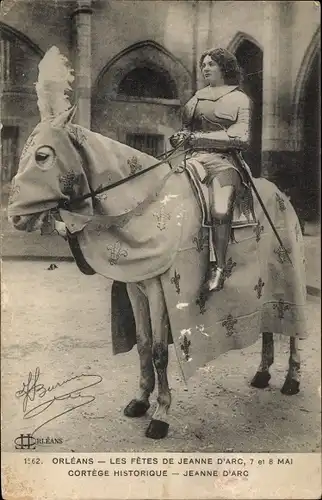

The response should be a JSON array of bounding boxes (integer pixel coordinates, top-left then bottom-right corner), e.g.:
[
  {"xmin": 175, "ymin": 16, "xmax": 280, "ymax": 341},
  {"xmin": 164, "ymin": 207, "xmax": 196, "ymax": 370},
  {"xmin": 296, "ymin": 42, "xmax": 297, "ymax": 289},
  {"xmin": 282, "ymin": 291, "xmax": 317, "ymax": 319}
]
[{"xmin": 8, "ymin": 47, "xmax": 307, "ymax": 439}]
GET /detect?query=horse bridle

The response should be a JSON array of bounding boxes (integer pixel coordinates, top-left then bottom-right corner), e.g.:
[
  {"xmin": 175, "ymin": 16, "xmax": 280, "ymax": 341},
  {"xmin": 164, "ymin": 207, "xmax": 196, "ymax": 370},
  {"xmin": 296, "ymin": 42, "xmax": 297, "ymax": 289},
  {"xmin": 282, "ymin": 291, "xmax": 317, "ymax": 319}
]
[{"xmin": 59, "ymin": 136, "xmax": 192, "ymax": 210}]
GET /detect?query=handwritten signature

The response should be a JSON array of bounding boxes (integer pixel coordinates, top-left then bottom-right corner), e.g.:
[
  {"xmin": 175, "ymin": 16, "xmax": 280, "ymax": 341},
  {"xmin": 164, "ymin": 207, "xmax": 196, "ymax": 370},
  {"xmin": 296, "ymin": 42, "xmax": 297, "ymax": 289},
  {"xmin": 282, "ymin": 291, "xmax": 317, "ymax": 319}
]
[{"xmin": 15, "ymin": 367, "xmax": 103, "ymax": 434}]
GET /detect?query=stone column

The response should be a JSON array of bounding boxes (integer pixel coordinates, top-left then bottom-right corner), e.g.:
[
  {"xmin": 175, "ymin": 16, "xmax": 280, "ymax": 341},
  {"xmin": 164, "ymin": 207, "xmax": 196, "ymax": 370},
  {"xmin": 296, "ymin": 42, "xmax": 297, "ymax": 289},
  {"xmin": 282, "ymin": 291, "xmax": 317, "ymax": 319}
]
[
  {"xmin": 71, "ymin": 0, "xmax": 92, "ymax": 128},
  {"xmin": 261, "ymin": 1, "xmax": 299, "ymax": 195},
  {"xmin": 195, "ymin": 0, "xmax": 214, "ymax": 90},
  {"xmin": 191, "ymin": 0, "xmax": 199, "ymax": 93}
]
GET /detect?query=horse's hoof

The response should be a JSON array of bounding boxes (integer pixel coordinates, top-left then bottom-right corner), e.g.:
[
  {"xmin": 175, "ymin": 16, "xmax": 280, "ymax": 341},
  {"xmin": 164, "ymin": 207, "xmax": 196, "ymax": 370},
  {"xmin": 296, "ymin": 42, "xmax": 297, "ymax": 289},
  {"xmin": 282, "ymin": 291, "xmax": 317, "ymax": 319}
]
[
  {"xmin": 281, "ymin": 378, "xmax": 300, "ymax": 395},
  {"xmin": 145, "ymin": 419, "xmax": 169, "ymax": 439},
  {"xmin": 124, "ymin": 399, "xmax": 150, "ymax": 418},
  {"xmin": 196, "ymin": 288, "xmax": 209, "ymax": 308},
  {"xmin": 251, "ymin": 371, "xmax": 271, "ymax": 389}
]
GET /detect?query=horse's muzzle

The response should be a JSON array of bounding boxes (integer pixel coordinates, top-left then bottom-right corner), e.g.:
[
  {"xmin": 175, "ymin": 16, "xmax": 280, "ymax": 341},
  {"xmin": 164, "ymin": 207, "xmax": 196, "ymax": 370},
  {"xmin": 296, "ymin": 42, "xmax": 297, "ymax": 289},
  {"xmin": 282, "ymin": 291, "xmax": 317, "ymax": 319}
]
[{"xmin": 9, "ymin": 212, "xmax": 48, "ymax": 232}]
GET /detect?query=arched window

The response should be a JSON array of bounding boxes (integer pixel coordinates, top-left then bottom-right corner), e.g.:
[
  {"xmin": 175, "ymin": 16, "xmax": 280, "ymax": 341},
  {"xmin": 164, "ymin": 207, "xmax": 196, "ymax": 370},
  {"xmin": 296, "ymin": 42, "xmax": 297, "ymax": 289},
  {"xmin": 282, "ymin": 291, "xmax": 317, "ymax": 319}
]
[
  {"xmin": 117, "ymin": 66, "xmax": 177, "ymax": 99},
  {"xmin": 0, "ymin": 24, "xmax": 42, "ymax": 88},
  {"xmin": 0, "ymin": 24, "xmax": 42, "ymax": 182}
]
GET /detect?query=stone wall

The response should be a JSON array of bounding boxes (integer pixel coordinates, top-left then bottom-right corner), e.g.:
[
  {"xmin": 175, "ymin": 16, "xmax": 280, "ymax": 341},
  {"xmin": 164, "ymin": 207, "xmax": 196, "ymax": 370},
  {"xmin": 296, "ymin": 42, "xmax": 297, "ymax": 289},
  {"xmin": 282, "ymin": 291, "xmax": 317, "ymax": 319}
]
[{"xmin": 1, "ymin": 0, "xmax": 320, "ymax": 222}]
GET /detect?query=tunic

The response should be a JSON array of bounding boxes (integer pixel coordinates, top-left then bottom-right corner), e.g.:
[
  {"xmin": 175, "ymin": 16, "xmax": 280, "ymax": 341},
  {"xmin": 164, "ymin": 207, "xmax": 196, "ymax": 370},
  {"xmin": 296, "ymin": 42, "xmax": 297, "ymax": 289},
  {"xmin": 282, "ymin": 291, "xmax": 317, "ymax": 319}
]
[{"xmin": 175, "ymin": 85, "xmax": 252, "ymax": 189}]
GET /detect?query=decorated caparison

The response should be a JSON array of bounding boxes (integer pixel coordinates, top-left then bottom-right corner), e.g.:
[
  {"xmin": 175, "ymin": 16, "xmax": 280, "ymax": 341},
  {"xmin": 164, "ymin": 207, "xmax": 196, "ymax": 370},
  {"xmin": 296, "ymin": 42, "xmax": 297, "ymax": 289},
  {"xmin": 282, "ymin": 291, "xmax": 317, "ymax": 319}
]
[{"xmin": 8, "ymin": 46, "xmax": 308, "ymax": 440}]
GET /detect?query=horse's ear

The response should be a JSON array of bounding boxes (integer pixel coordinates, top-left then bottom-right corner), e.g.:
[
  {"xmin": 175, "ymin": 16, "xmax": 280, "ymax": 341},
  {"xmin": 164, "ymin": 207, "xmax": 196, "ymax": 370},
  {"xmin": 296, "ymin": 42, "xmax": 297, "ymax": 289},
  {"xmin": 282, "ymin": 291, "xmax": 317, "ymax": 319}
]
[
  {"xmin": 68, "ymin": 104, "xmax": 77, "ymax": 122},
  {"xmin": 51, "ymin": 105, "xmax": 77, "ymax": 127}
]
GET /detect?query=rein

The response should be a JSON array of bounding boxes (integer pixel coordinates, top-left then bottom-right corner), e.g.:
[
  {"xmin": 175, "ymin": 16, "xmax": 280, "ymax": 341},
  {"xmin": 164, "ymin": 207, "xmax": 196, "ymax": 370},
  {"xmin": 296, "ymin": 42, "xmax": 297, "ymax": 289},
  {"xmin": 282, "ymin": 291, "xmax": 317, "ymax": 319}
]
[{"xmin": 60, "ymin": 137, "xmax": 191, "ymax": 210}]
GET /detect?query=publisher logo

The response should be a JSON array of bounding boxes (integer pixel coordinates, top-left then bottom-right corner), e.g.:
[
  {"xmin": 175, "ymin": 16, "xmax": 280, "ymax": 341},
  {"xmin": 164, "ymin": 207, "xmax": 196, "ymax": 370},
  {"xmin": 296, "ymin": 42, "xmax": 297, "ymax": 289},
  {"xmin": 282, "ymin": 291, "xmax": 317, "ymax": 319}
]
[
  {"xmin": 14, "ymin": 435, "xmax": 63, "ymax": 450},
  {"xmin": 14, "ymin": 434, "xmax": 36, "ymax": 450}
]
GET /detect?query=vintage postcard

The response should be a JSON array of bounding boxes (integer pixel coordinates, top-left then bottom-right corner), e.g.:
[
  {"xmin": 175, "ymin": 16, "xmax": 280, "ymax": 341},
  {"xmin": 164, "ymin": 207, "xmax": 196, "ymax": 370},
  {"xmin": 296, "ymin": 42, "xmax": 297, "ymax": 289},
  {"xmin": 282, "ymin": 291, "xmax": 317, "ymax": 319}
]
[{"xmin": 1, "ymin": 0, "xmax": 321, "ymax": 498}]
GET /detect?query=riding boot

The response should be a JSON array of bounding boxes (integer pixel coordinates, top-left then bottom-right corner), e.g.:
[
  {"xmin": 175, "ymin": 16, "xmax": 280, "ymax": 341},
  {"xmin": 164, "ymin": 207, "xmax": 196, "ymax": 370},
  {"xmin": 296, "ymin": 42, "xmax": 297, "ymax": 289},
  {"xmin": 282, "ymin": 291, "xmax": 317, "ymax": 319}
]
[{"xmin": 207, "ymin": 221, "xmax": 232, "ymax": 292}]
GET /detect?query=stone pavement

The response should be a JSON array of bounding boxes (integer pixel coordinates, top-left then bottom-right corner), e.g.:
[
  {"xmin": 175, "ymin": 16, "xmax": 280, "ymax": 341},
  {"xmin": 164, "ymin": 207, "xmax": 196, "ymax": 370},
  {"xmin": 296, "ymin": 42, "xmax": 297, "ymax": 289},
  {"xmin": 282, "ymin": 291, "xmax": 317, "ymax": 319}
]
[
  {"xmin": 1, "ymin": 212, "xmax": 320, "ymax": 454},
  {"xmin": 1, "ymin": 260, "xmax": 321, "ymax": 454}
]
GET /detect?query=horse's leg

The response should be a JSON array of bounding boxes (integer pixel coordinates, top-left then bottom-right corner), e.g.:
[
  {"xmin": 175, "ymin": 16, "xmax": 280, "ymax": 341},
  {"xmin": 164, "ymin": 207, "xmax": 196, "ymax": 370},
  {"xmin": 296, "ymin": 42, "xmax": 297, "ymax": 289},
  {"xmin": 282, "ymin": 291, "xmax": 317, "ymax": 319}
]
[
  {"xmin": 281, "ymin": 336, "xmax": 300, "ymax": 395},
  {"xmin": 123, "ymin": 283, "xmax": 155, "ymax": 417},
  {"xmin": 251, "ymin": 332, "xmax": 274, "ymax": 388},
  {"xmin": 145, "ymin": 278, "xmax": 171, "ymax": 439}
]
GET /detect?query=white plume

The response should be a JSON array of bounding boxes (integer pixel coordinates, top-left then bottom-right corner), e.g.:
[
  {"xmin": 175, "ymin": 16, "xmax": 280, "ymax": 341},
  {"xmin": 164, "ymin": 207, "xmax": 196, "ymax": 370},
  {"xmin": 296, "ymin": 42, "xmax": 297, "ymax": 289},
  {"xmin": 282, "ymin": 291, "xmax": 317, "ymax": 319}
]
[{"xmin": 35, "ymin": 46, "xmax": 74, "ymax": 121}]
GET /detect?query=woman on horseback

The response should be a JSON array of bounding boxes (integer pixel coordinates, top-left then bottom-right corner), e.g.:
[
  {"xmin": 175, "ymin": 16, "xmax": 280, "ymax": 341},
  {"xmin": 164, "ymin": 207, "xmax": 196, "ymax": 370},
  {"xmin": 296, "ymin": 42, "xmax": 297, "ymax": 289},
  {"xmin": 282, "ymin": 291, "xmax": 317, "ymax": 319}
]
[{"xmin": 170, "ymin": 47, "xmax": 252, "ymax": 292}]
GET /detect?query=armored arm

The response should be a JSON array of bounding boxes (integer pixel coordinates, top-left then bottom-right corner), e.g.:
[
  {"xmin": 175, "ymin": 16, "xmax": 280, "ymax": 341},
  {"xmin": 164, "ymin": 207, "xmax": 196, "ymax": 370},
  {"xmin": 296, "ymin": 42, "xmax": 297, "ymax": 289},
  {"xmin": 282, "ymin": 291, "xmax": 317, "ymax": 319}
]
[
  {"xmin": 169, "ymin": 128, "xmax": 191, "ymax": 148},
  {"xmin": 190, "ymin": 93, "xmax": 251, "ymax": 151},
  {"xmin": 169, "ymin": 95, "xmax": 197, "ymax": 147}
]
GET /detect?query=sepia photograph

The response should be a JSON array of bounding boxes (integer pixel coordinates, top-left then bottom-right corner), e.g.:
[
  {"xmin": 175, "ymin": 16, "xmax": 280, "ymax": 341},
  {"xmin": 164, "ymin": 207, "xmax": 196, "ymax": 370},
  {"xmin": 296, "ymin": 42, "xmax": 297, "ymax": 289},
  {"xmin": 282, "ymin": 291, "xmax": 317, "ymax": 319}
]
[{"xmin": 1, "ymin": 0, "xmax": 321, "ymax": 497}]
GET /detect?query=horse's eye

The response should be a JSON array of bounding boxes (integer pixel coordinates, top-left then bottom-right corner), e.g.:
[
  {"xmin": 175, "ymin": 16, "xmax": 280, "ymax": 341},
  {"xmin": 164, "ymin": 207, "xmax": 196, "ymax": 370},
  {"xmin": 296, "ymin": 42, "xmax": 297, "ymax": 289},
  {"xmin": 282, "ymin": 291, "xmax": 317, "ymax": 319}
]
[
  {"xmin": 36, "ymin": 152, "xmax": 49, "ymax": 162},
  {"xmin": 35, "ymin": 146, "xmax": 55, "ymax": 170}
]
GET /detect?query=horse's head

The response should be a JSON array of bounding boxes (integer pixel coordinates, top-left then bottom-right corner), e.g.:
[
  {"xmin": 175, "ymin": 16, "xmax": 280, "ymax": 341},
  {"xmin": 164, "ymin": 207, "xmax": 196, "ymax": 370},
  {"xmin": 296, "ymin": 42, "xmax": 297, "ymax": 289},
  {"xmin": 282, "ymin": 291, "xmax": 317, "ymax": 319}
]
[
  {"xmin": 8, "ymin": 46, "xmax": 172, "ymax": 234},
  {"xmin": 8, "ymin": 107, "xmax": 91, "ymax": 232},
  {"xmin": 7, "ymin": 46, "xmax": 93, "ymax": 232}
]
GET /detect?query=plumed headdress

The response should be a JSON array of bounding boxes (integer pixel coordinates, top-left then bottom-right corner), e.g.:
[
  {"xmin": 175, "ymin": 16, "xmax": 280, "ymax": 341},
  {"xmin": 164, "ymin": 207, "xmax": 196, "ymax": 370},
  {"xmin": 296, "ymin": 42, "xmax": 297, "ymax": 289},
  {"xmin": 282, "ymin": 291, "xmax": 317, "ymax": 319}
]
[{"xmin": 35, "ymin": 46, "xmax": 75, "ymax": 121}]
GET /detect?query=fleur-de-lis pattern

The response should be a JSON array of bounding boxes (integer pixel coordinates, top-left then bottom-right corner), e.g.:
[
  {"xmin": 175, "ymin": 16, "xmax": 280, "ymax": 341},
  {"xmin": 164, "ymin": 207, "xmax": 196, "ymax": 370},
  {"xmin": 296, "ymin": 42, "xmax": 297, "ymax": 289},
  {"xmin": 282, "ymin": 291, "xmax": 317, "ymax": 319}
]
[
  {"xmin": 106, "ymin": 241, "xmax": 128, "ymax": 265},
  {"xmin": 94, "ymin": 178, "xmax": 114, "ymax": 202},
  {"xmin": 180, "ymin": 335, "xmax": 192, "ymax": 361},
  {"xmin": 170, "ymin": 270, "xmax": 181, "ymax": 294},
  {"xmin": 253, "ymin": 222, "xmax": 264, "ymax": 242},
  {"xmin": 222, "ymin": 314, "xmax": 238, "ymax": 336},
  {"xmin": 254, "ymin": 277, "xmax": 265, "ymax": 299},
  {"xmin": 196, "ymin": 292, "xmax": 207, "ymax": 315},
  {"xmin": 193, "ymin": 227, "xmax": 208, "ymax": 252},
  {"xmin": 223, "ymin": 257, "xmax": 237, "ymax": 279},
  {"xmin": 153, "ymin": 206, "xmax": 171, "ymax": 231},
  {"xmin": 273, "ymin": 298, "xmax": 290, "ymax": 319},
  {"xmin": 274, "ymin": 245, "xmax": 291, "ymax": 264},
  {"xmin": 239, "ymin": 187, "xmax": 254, "ymax": 221},
  {"xmin": 59, "ymin": 171, "xmax": 82, "ymax": 197},
  {"xmin": 275, "ymin": 192, "xmax": 286, "ymax": 212},
  {"xmin": 127, "ymin": 156, "xmax": 143, "ymax": 175}
]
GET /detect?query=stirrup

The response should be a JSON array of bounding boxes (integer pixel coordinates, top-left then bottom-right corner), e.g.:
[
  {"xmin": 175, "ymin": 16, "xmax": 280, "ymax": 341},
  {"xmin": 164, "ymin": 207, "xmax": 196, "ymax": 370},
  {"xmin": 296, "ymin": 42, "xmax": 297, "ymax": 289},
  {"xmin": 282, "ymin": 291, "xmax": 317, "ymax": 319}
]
[{"xmin": 208, "ymin": 266, "xmax": 225, "ymax": 292}]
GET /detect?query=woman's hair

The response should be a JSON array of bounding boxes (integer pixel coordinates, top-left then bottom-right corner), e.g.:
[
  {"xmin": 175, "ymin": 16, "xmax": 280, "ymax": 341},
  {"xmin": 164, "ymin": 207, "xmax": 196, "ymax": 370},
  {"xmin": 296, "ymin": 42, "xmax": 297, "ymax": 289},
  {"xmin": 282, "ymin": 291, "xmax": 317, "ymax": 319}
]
[{"xmin": 199, "ymin": 48, "xmax": 242, "ymax": 85}]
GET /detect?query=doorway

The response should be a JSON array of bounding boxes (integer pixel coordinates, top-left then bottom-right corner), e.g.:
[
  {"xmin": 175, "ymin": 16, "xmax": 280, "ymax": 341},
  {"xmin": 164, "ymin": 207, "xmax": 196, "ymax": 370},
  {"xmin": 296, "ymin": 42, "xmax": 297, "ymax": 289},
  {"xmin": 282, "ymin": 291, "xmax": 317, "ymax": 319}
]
[
  {"xmin": 302, "ymin": 53, "xmax": 321, "ymax": 221},
  {"xmin": 235, "ymin": 40, "xmax": 263, "ymax": 178}
]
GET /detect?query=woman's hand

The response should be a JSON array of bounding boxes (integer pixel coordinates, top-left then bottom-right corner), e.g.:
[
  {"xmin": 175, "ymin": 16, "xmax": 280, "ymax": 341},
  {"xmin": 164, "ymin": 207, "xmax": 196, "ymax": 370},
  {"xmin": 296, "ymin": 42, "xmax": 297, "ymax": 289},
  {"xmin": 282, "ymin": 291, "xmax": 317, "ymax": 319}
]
[{"xmin": 169, "ymin": 130, "xmax": 191, "ymax": 148}]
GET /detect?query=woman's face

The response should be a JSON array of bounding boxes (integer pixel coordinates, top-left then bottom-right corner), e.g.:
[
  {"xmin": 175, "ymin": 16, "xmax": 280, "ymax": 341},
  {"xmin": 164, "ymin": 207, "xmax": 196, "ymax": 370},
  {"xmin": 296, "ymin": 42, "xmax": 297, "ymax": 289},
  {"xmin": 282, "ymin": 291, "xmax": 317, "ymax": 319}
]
[{"xmin": 201, "ymin": 55, "xmax": 225, "ymax": 87}]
